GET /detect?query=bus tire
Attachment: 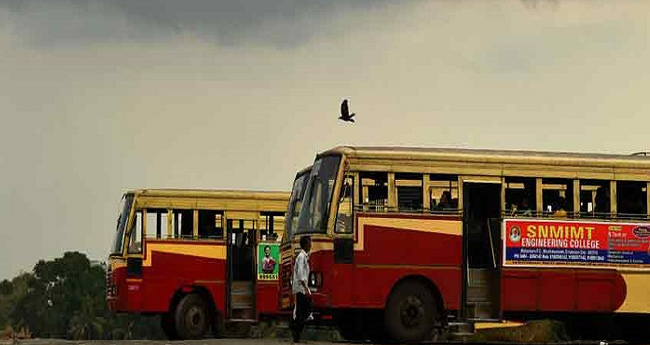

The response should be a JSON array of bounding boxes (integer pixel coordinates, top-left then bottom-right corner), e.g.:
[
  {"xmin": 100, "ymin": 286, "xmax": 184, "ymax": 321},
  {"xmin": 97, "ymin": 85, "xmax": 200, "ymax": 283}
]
[
  {"xmin": 161, "ymin": 312, "xmax": 178, "ymax": 340},
  {"xmin": 384, "ymin": 281, "xmax": 438, "ymax": 342},
  {"xmin": 174, "ymin": 293, "xmax": 210, "ymax": 340},
  {"xmin": 212, "ymin": 312, "xmax": 225, "ymax": 338}
]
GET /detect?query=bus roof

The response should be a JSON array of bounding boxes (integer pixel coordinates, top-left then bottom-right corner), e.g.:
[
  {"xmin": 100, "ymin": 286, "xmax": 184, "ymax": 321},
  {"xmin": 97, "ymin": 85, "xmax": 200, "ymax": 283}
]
[
  {"xmin": 318, "ymin": 146, "xmax": 650, "ymax": 168},
  {"xmin": 124, "ymin": 188, "xmax": 290, "ymax": 201},
  {"xmin": 296, "ymin": 165, "xmax": 312, "ymax": 177}
]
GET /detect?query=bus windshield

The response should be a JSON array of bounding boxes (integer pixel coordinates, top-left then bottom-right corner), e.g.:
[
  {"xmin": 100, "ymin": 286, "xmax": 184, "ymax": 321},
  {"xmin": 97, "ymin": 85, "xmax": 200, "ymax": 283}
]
[
  {"xmin": 284, "ymin": 170, "xmax": 311, "ymax": 241},
  {"xmin": 111, "ymin": 194, "xmax": 133, "ymax": 255},
  {"xmin": 296, "ymin": 155, "xmax": 341, "ymax": 235}
]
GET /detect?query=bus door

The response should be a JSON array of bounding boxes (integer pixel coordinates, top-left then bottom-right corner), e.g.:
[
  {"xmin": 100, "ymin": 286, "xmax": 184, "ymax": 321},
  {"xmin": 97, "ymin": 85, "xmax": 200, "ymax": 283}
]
[
  {"xmin": 332, "ymin": 175, "xmax": 355, "ymax": 306},
  {"xmin": 255, "ymin": 212, "xmax": 284, "ymax": 318},
  {"xmin": 125, "ymin": 210, "xmax": 145, "ymax": 310},
  {"xmin": 226, "ymin": 215, "xmax": 257, "ymax": 321},
  {"xmin": 462, "ymin": 181, "xmax": 502, "ymax": 321}
]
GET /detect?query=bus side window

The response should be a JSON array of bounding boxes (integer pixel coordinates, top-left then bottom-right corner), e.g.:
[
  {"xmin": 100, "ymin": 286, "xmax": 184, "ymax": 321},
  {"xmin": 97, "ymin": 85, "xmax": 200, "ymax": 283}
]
[
  {"xmin": 145, "ymin": 209, "xmax": 169, "ymax": 239},
  {"xmin": 173, "ymin": 210, "xmax": 194, "ymax": 239},
  {"xmin": 198, "ymin": 210, "xmax": 224, "ymax": 239},
  {"xmin": 617, "ymin": 181, "xmax": 647, "ymax": 219},
  {"xmin": 429, "ymin": 174, "xmax": 459, "ymax": 212},
  {"xmin": 360, "ymin": 172, "xmax": 388, "ymax": 212},
  {"xmin": 336, "ymin": 176, "xmax": 354, "ymax": 234},
  {"xmin": 580, "ymin": 180, "xmax": 610, "ymax": 218},
  {"xmin": 396, "ymin": 173, "xmax": 423, "ymax": 212},
  {"xmin": 260, "ymin": 212, "xmax": 285, "ymax": 241},
  {"xmin": 128, "ymin": 211, "xmax": 143, "ymax": 254},
  {"xmin": 273, "ymin": 214, "xmax": 285, "ymax": 241},
  {"xmin": 542, "ymin": 178, "xmax": 574, "ymax": 218},
  {"xmin": 505, "ymin": 177, "xmax": 536, "ymax": 217},
  {"xmin": 215, "ymin": 214, "xmax": 224, "ymax": 239}
]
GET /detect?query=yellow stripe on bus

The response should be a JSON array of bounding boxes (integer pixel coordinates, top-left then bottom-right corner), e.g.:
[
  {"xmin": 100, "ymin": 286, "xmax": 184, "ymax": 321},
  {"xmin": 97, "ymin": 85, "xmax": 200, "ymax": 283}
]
[
  {"xmin": 616, "ymin": 272, "xmax": 650, "ymax": 313},
  {"xmin": 143, "ymin": 243, "xmax": 226, "ymax": 267}
]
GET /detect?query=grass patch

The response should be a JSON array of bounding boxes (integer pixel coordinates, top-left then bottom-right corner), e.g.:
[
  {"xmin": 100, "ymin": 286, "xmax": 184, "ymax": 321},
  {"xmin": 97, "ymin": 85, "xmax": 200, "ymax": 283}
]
[{"xmin": 466, "ymin": 319, "xmax": 570, "ymax": 343}]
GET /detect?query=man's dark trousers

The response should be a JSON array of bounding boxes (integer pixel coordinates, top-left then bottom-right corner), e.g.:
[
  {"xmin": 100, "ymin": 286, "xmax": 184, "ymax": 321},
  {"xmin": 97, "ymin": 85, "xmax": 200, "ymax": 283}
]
[{"xmin": 291, "ymin": 292, "xmax": 311, "ymax": 342}]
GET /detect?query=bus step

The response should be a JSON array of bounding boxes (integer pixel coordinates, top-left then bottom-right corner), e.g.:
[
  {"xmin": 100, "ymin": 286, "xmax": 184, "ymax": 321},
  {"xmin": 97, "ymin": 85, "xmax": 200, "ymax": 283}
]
[
  {"xmin": 231, "ymin": 290, "xmax": 253, "ymax": 295},
  {"xmin": 448, "ymin": 322, "xmax": 470, "ymax": 327},
  {"xmin": 451, "ymin": 332, "xmax": 476, "ymax": 338},
  {"xmin": 231, "ymin": 294, "xmax": 253, "ymax": 306},
  {"xmin": 467, "ymin": 318, "xmax": 501, "ymax": 323},
  {"xmin": 230, "ymin": 308, "xmax": 254, "ymax": 320},
  {"xmin": 227, "ymin": 318, "xmax": 256, "ymax": 323},
  {"xmin": 232, "ymin": 304, "xmax": 253, "ymax": 309}
]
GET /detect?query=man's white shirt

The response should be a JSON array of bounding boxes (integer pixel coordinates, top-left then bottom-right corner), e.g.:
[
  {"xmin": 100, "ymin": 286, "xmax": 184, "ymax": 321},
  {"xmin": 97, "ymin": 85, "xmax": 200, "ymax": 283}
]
[{"xmin": 292, "ymin": 249, "xmax": 310, "ymax": 294}]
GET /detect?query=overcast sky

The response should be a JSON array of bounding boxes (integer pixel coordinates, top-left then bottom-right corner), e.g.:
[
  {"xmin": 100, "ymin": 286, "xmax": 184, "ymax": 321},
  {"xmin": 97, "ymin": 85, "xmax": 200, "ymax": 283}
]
[{"xmin": 1, "ymin": 0, "xmax": 649, "ymax": 279}]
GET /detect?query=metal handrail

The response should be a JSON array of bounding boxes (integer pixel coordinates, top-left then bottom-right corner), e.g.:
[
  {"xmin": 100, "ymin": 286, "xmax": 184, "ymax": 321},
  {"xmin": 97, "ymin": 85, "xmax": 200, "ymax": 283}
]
[
  {"xmin": 486, "ymin": 219, "xmax": 497, "ymax": 269},
  {"xmin": 354, "ymin": 204, "xmax": 462, "ymax": 215}
]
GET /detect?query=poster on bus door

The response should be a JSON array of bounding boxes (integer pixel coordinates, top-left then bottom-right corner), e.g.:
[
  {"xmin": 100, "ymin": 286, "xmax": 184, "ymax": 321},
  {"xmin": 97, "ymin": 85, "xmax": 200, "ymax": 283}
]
[
  {"xmin": 257, "ymin": 243, "xmax": 280, "ymax": 280},
  {"xmin": 503, "ymin": 218, "xmax": 650, "ymax": 268}
]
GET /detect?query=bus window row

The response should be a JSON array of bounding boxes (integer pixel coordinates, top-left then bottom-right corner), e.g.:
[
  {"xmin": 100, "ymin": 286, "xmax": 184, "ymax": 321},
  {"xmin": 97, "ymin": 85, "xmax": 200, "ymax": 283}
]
[
  {"xmin": 125, "ymin": 209, "xmax": 285, "ymax": 254},
  {"xmin": 357, "ymin": 172, "xmax": 460, "ymax": 213},
  {"xmin": 346, "ymin": 172, "xmax": 648, "ymax": 219},
  {"xmin": 505, "ymin": 178, "xmax": 647, "ymax": 219}
]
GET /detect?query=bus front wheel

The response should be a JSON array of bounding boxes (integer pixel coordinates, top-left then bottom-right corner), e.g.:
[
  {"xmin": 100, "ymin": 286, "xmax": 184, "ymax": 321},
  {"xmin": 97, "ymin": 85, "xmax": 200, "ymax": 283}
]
[
  {"xmin": 384, "ymin": 281, "xmax": 438, "ymax": 342},
  {"xmin": 174, "ymin": 293, "xmax": 210, "ymax": 340}
]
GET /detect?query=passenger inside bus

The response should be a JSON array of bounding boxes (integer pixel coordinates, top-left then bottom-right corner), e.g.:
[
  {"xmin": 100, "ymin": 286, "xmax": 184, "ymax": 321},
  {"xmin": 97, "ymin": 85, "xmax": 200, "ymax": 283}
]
[
  {"xmin": 505, "ymin": 178, "xmax": 536, "ymax": 217},
  {"xmin": 594, "ymin": 188, "xmax": 610, "ymax": 217},
  {"xmin": 553, "ymin": 197, "xmax": 568, "ymax": 218},
  {"xmin": 510, "ymin": 196, "xmax": 534, "ymax": 217},
  {"xmin": 435, "ymin": 191, "xmax": 453, "ymax": 210}
]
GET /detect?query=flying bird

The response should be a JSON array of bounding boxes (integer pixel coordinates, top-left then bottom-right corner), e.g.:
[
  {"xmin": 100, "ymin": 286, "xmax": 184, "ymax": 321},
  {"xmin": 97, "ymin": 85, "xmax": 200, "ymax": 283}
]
[{"xmin": 339, "ymin": 99, "xmax": 355, "ymax": 123}]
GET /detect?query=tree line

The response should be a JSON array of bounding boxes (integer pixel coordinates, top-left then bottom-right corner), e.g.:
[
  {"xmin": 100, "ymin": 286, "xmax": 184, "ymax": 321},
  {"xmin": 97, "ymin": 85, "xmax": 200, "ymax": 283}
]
[{"xmin": 0, "ymin": 251, "xmax": 165, "ymax": 340}]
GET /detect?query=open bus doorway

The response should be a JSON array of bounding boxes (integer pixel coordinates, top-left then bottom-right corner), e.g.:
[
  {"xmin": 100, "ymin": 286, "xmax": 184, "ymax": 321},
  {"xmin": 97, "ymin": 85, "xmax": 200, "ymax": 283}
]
[
  {"xmin": 462, "ymin": 182, "xmax": 502, "ymax": 321},
  {"xmin": 226, "ymin": 219, "xmax": 256, "ymax": 322}
]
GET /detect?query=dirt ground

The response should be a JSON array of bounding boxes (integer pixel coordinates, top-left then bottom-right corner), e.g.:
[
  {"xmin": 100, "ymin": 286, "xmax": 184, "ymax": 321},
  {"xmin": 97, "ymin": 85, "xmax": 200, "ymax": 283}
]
[{"xmin": 0, "ymin": 339, "xmax": 334, "ymax": 345}]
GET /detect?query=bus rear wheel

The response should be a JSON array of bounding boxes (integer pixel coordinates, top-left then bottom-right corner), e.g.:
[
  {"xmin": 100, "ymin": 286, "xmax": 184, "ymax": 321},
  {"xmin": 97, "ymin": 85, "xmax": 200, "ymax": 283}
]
[
  {"xmin": 174, "ymin": 293, "xmax": 210, "ymax": 340},
  {"xmin": 384, "ymin": 281, "xmax": 438, "ymax": 342}
]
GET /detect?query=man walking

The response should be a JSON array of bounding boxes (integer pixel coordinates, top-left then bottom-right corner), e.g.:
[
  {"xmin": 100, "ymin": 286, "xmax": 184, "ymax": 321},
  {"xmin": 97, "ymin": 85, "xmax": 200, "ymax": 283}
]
[{"xmin": 291, "ymin": 235, "xmax": 312, "ymax": 342}]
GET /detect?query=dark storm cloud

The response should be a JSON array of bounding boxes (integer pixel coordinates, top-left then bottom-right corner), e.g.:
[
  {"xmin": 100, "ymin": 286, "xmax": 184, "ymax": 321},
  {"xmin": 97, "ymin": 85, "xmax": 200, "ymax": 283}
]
[{"xmin": 0, "ymin": 0, "xmax": 397, "ymax": 48}]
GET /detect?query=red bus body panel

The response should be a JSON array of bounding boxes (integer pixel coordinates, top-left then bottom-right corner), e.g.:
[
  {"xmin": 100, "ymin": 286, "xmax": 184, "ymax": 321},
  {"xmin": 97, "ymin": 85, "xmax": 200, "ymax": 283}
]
[{"xmin": 283, "ymin": 214, "xmax": 636, "ymax": 317}]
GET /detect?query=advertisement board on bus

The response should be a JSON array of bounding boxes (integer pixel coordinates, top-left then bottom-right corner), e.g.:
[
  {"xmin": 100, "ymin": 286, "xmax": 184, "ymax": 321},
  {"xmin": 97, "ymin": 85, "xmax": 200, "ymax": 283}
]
[
  {"xmin": 258, "ymin": 242, "xmax": 280, "ymax": 280},
  {"xmin": 503, "ymin": 218, "xmax": 650, "ymax": 268}
]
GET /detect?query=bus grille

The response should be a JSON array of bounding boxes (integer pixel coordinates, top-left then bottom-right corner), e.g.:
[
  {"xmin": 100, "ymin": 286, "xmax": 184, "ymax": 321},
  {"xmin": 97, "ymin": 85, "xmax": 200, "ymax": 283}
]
[
  {"xmin": 281, "ymin": 260, "xmax": 292, "ymax": 291},
  {"xmin": 106, "ymin": 267, "xmax": 113, "ymax": 297}
]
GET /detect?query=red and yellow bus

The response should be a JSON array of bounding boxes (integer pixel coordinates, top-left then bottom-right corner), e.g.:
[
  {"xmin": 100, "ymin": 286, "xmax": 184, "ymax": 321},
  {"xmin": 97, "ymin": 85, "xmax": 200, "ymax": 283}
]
[
  {"xmin": 279, "ymin": 146, "xmax": 650, "ymax": 342},
  {"xmin": 106, "ymin": 189, "xmax": 289, "ymax": 340}
]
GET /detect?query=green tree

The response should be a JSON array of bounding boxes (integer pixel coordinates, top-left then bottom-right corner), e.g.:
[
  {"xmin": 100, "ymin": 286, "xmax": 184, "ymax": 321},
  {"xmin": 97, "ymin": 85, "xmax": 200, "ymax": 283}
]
[
  {"xmin": 7, "ymin": 252, "xmax": 165, "ymax": 340},
  {"xmin": 0, "ymin": 273, "xmax": 32, "ymax": 333},
  {"xmin": 12, "ymin": 252, "xmax": 106, "ymax": 338},
  {"xmin": 0, "ymin": 280, "xmax": 12, "ymax": 295},
  {"xmin": 68, "ymin": 296, "xmax": 107, "ymax": 340}
]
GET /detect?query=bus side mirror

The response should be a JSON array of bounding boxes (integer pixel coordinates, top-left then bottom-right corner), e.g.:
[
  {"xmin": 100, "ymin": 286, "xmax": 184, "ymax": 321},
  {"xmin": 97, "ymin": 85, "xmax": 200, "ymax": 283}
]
[
  {"xmin": 334, "ymin": 238, "xmax": 353, "ymax": 264},
  {"xmin": 127, "ymin": 257, "xmax": 142, "ymax": 277}
]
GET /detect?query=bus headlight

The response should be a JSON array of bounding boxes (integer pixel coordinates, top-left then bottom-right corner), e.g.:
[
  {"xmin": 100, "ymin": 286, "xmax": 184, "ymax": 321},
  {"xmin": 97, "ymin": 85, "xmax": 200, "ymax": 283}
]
[{"xmin": 308, "ymin": 272, "xmax": 322, "ymax": 288}]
